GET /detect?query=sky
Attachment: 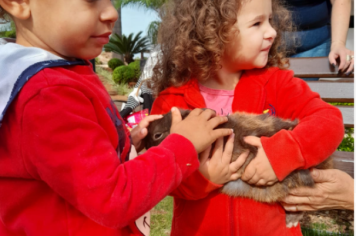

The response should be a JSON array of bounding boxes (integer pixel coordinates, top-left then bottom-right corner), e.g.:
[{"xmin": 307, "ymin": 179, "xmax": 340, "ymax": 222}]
[
  {"xmin": 121, "ymin": 6, "xmax": 160, "ymax": 57},
  {"xmin": 121, "ymin": 6, "xmax": 160, "ymax": 39}
]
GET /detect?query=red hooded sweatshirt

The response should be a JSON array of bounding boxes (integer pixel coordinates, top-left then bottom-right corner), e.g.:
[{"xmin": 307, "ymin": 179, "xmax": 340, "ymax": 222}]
[
  {"xmin": 151, "ymin": 67, "xmax": 344, "ymax": 236},
  {"xmin": 0, "ymin": 43, "xmax": 200, "ymax": 236}
]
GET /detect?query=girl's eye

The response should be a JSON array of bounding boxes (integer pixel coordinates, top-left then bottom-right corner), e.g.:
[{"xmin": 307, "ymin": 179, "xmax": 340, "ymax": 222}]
[{"xmin": 253, "ymin": 22, "xmax": 260, "ymax": 27}]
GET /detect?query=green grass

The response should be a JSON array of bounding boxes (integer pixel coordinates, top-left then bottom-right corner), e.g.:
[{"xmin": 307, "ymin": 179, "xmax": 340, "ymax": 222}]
[
  {"xmin": 96, "ymin": 66, "xmax": 113, "ymax": 81},
  {"xmin": 302, "ymin": 227, "xmax": 353, "ymax": 236},
  {"xmin": 150, "ymin": 197, "xmax": 173, "ymax": 236},
  {"xmin": 329, "ymin": 103, "xmax": 354, "ymax": 106},
  {"xmin": 95, "ymin": 66, "xmax": 133, "ymax": 96}
]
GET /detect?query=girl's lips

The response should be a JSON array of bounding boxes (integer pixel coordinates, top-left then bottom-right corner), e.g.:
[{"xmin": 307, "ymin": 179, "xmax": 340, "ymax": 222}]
[{"xmin": 262, "ymin": 46, "xmax": 271, "ymax": 51}]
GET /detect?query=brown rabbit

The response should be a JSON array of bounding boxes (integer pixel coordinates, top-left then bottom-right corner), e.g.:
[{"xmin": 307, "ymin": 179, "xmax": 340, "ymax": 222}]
[{"xmin": 144, "ymin": 109, "xmax": 333, "ymax": 228}]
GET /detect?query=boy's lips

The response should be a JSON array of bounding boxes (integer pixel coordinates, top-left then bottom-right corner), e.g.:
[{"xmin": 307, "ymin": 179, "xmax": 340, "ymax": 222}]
[{"xmin": 91, "ymin": 32, "xmax": 112, "ymax": 44}]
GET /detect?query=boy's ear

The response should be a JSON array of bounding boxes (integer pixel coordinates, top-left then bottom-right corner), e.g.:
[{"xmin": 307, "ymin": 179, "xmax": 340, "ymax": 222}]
[{"xmin": 0, "ymin": 0, "xmax": 31, "ymax": 20}]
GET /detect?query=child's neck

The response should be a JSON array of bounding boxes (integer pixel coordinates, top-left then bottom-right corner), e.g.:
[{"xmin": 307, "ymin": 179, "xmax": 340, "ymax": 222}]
[{"xmin": 200, "ymin": 67, "xmax": 242, "ymax": 90}]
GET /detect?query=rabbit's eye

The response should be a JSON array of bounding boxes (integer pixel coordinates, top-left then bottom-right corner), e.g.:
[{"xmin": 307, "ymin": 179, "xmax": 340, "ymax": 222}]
[{"xmin": 153, "ymin": 133, "xmax": 163, "ymax": 141}]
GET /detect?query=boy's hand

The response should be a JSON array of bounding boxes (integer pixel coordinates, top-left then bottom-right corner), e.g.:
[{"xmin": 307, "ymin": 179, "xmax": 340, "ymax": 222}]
[
  {"xmin": 131, "ymin": 114, "xmax": 163, "ymax": 152},
  {"xmin": 170, "ymin": 107, "xmax": 233, "ymax": 153},
  {"xmin": 199, "ymin": 134, "xmax": 249, "ymax": 185},
  {"xmin": 241, "ymin": 136, "xmax": 278, "ymax": 186}
]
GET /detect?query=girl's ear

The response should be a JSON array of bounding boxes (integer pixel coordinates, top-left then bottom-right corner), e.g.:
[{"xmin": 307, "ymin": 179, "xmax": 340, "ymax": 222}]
[{"xmin": 0, "ymin": 0, "xmax": 31, "ymax": 20}]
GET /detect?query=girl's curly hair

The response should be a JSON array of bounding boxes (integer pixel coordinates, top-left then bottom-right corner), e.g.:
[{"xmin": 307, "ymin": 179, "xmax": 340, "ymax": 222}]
[{"xmin": 150, "ymin": 0, "xmax": 295, "ymax": 95}]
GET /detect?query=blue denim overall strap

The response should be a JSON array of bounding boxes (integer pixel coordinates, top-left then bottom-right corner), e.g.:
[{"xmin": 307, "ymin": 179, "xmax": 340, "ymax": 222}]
[{"xmin": 0, "ymin": 59, "xmax": 87, "ymax": 125}]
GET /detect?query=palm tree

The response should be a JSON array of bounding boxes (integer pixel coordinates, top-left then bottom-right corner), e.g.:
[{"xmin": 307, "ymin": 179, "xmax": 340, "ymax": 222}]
[
  {"xmin": 114, "ymin": 0, "xmax": 167, "ymax": 11},
  {"xmin": 113, "ymin": 0, "xmax": 167, "ymax": 44},
  {"xmin": 111, "ymin": 0, "xmax": 123, "ymax": 60},
  {"xmin": 104, "ymin": 31, "xmax": 150, "ymax": 64},
  {"xmin": 147, "ymin": 21, "xmax": 160, "ymax": 45}
]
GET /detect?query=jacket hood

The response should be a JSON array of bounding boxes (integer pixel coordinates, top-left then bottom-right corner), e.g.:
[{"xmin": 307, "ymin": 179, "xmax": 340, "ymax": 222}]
[{"xmin": 0, "ymin": 39, "xmax": 86, "ymax": 124}]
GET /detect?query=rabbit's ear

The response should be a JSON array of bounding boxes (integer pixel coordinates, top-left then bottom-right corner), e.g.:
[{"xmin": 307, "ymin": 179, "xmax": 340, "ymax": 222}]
[{"xmin": 179, "ymin": 109, "xmax": 191, "ymax": 119}]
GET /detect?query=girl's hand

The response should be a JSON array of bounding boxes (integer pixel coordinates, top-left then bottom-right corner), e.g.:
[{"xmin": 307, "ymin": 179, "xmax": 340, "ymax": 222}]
[
  {"xmin": 199, "ymin": 133, "xmax": 249, "ymax": 185},
  {"xmin": 130, "ymin": 114, "xmax": 163, "ymax": 152},
  {"xmin": 241, "ymin": 136, "xmax": 278, "ymax": 186},
  {"xmin": 329, "ymin": 42, "xmax": 354, "ymax": 74}
]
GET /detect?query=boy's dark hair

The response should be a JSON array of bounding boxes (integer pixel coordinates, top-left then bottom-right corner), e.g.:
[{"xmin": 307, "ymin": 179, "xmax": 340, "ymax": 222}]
[{"xmin": 150, "ymin": 0, "xmax": 295, "ymax": 96}]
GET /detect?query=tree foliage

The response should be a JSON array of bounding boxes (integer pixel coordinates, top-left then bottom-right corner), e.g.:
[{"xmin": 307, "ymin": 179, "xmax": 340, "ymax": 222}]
[
  {"xmin": 147, "ymin": 21, "xmax": 160, "ymax": 45},
  {"xmin": 113, "ymin": 0, "xmax": 167, "ymax": 12},
  {"xmin": 112, "ymin": 0, "xmax": 166, "ymax": 44},
  {"xmin": 104, "ymin": 31, "xmax": 150, "ymax": 64}
]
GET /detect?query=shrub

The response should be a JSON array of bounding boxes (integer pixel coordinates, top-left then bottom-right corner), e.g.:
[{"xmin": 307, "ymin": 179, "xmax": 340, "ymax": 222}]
[
  {"xmin": 128, "ymin": 60, "xmax": 141, "ymax": 82},
  {"xmin": 108, "ymin": 58, "xmax": 124, "ymax": 70},
  {"xmin": 113, "ymin": 65, "xmax": 136, "ymax": 84},
  {"xmin": 337, "ymin": 128, "xmax": 354, "ymax": 152},
  {"xmin": 4, "ymin": 30, "xmax": 16, "ymax": 38},
  {"xmin": 95, "ymin": 57, "xmax": 102, "ymax": 65},
  {"xmin": 329, "ymin": 103, "xmax": 354, "ymax": 152},
  {"xmin": 0, "ymin": 30, "xmax": 16, "ymax": 38}
]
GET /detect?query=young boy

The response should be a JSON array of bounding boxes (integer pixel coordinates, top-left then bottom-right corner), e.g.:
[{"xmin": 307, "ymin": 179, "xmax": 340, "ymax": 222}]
[{"xmin": 0, "ymin": 0, "xmax": 236, "ymax": 235}]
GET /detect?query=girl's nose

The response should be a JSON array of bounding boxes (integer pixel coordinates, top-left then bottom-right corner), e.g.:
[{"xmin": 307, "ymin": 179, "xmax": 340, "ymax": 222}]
[
  {"xmin": 100, "ymin": 2, "xmax": 119, "ymax": 24},
  {"xmin": 265, "ymin": 24, "xmax": 277, "ymax": 41}
]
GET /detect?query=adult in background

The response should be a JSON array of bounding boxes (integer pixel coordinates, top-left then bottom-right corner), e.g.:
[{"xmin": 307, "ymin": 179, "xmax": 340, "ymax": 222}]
[
  {"xmin": 119, "ymin": 46, "xmax": 160, "ymax": 119},
  {"xmin": 285, "ymin": 0, "xmax": 354, "ymax": 78}
]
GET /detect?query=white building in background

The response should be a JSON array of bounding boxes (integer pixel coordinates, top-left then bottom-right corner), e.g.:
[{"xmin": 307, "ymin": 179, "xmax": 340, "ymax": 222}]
[{"xmin": 0, "ymin": 21, "xmax": 11, "ymax": 32}]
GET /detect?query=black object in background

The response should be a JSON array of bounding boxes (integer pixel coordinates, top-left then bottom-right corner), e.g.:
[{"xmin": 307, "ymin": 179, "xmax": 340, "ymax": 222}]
[{"xmin": 90, "ymin": 59, "xmax": 95, "ymax": 72}]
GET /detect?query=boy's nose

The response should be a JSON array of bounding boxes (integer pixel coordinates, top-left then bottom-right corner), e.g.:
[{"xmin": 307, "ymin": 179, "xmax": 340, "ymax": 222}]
[{"xmin": 101, "ymin": 2, "xmax": 119, "ymax": 24}]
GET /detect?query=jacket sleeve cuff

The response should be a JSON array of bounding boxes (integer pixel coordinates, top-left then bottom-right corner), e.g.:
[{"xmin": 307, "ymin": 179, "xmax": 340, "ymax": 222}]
[
  {"xmin": 261, "ymin": 130, "xmax": 305, "ymax": 180},
  {"xmin": 159, "ymin": 133, "xmax": 199, "ymax": 179},
  {"xmin": 170, "ymin": 170, "xmax": 222, "ymax": 200},
  {"xmin": 187, "ymin": 171, "xmax": 223, "ymax": 193}
]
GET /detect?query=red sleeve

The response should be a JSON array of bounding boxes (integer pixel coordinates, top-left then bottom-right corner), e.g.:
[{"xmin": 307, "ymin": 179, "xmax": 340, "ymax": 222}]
[
  {"xmin": 21, "ymin": 85, "xmax": 199, "ymax": 228},
  {"xmin": 151, "ymin": 95, "xmax": 222, "ymax": 200},
  {"xmin": 261, "ymin": 70, "xmax": 344, "ymax": 180}
]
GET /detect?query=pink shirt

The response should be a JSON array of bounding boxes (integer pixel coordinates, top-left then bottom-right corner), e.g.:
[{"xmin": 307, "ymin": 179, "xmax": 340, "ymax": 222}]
[{"xmin": 198, "ymin": 83, "xmax": 234, "ymax": 116}]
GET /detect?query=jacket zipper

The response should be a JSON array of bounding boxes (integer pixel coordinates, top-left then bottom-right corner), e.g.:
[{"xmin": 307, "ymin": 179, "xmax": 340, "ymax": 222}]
[{"xmin": 229, "ymin": 197, "xmax": 235, "ymax": 236}]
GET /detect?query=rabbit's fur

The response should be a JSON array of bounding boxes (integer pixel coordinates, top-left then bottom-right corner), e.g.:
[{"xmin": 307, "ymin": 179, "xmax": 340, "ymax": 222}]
[{"xmin": 144, "ymin": 109, "xmax": 333, "ymax": 228}]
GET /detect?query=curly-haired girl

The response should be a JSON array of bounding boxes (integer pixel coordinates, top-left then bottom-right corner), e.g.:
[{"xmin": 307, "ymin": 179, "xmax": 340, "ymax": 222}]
[{"xmin": 150, "ymin": 0, "xmax": 344, "ymax": 235}]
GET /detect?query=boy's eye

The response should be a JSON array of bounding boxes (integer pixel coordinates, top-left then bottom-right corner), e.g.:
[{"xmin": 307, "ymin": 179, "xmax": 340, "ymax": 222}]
[{"xmin": 253, "ymin": 22, "xmax": 260, "ymax": 27}]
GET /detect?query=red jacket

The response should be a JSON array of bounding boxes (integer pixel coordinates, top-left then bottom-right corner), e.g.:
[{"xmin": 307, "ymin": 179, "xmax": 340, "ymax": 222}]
[
  {"xmin": 151, "ymin": 67, "xmax": 344, "ymax": 236},
  {"xmin": 0, "ymin": 63, "xmax": 199, "ymax": 236}
]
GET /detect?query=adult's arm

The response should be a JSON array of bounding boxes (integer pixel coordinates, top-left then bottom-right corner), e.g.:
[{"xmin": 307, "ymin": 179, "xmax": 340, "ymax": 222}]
[
  {"xmin": 329, "ymin": 0, "xmax": 354, "ymax": 73},
  {"xmin": 281, "ymin": 168, "xmax": 354, "ymax": 211}
]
